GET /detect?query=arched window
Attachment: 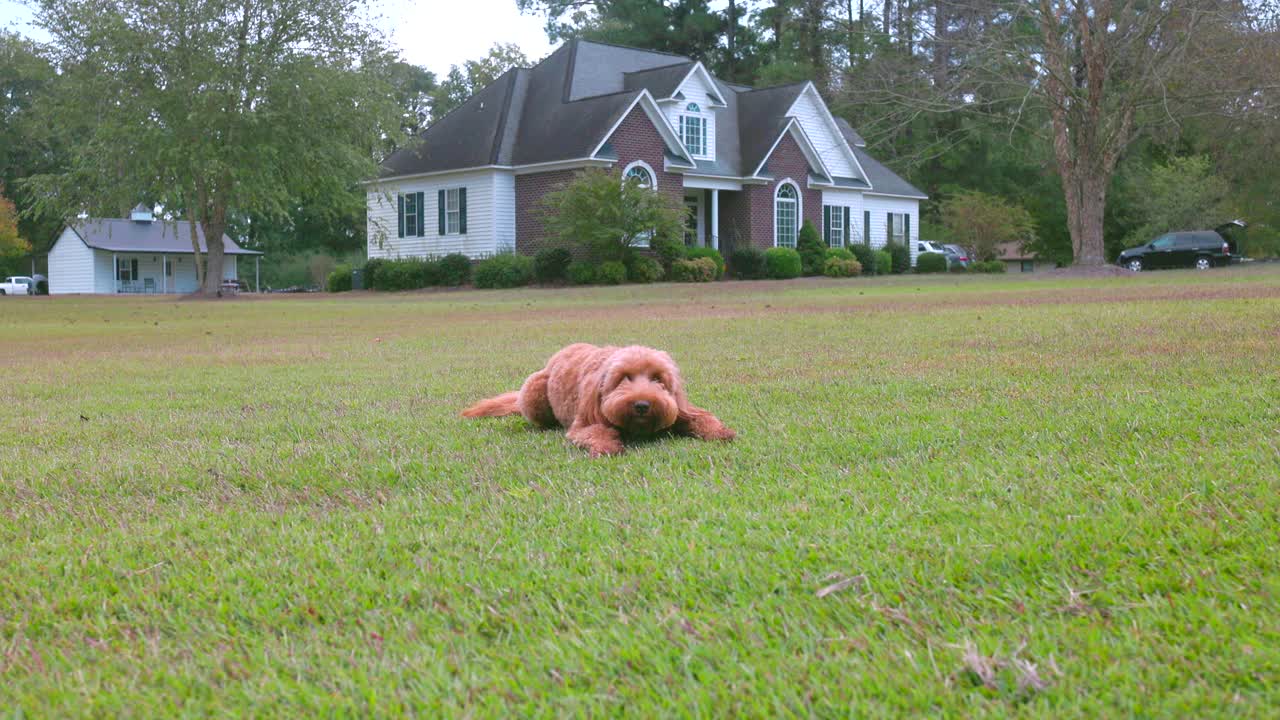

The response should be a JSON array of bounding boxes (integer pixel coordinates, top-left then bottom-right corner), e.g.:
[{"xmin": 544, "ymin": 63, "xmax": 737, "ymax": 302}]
[
  {"xmin": 686, "ymin": 102, "xmax": 700, "ymax": 112},
  {"xmin": 775, "ymin": 182, "xmax": 799, "ymax": 248},
  {"xmin": 624, "ymin": 163, "xmax": 654, "ymax": 190}
]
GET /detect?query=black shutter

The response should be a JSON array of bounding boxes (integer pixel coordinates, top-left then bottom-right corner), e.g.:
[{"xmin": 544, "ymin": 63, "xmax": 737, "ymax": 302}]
[
  {"xmin": 397, "ymin": 194, "xmax": 405, "ymax": 238},
  {"xmin": 843, "ymin": 207, "xmax": 851, "ymax": 246},
  {"xmin": 904, "ymin": 214, "xmax": 911, "ymax": 244},
  {"xmin": 823, "ymin": 206, "xmax": 831, "ymax": 245},
  {"xmin": 863, "ymin": 211, "xmax": 871, "ymax": 247},
  {"xmin": 459, "ymin": 188, "xmax": 467, "ymax": 234},
  {"xmin": 416, "ymin": 192, "xmax": 425, "ymax": 237},
  {"xmin": 887, "ymin": 212, "xmax": 893, "ymax": 243},
  {"xmin": 438, "ymin": 190, "xmax": 446, "ymax": 235}
]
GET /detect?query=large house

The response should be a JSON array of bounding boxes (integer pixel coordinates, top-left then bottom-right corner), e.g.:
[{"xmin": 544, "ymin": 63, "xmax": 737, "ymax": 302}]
[
  {"xmin": 367, "ymin": 40, "xmax": 925, "ymax": 264},
  {"xmin": 48, "ymin": 205, "xmax": 262, "ymax": 294}
]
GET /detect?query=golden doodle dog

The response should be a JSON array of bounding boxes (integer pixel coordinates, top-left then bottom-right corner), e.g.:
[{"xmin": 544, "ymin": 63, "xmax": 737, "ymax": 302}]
[{"xmin": 462, "ymin": 343, "xmax": 735, "ymax": 456}]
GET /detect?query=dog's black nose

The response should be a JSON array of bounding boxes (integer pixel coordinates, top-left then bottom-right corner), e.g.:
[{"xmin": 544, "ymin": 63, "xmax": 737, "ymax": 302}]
[{"xmin": 633, "ymin": 400, "xmax": 651, "ymax": 415}]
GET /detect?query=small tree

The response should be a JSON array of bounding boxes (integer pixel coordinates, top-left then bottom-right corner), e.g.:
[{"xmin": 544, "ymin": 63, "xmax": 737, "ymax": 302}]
[
  {"xmin": 1122, "ymin": 156, "xmax": 1233, "ymax": 248},
  {"xmin": 0, "ymin": 187, "xmax": 31, "ymax": 258},
  {"xmin": 538, "ymin": 167, "xmax": 685, "ymax": 263},
  {"xmin": 941, "ymin": 191, "xmax": 1036, "ymax": 262},
  {"xmin": 796, "ymin": 220, "xmax": 825, "ymax": 275}
]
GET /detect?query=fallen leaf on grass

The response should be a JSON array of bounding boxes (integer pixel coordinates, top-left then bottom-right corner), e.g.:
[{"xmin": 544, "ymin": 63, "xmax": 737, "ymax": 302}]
[{"xmin": 816, "ymin": 573, "xmax": 866, "ymax": 598}]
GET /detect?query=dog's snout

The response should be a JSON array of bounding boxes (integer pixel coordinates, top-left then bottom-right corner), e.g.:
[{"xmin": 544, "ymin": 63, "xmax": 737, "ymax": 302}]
[{"xmin": 632, "ymin": 400, "xmax": 651, "ymax": 415}]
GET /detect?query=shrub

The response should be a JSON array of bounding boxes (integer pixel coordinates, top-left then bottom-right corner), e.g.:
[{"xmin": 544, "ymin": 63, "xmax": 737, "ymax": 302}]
[
  {"xmin": 796, "ymin": 221, "xmax": 826, "ymax": 275},
  {"xmin": 35, "ymin": 279, "xmax": 48, "ymax": 294},
  {"xmin": 473, "ymin": 253, "xmax": 534, "ymax": 289},
  {"xmin": 875, "ymin": 250, "xmax": 893, "ymax": 275},
  {"xmin": 650, "ymin": 236, "xmax": 686, "ymax": 271},
  {"xmin": 628, "ymin": 255, "xmax": 664, "ymax": 283},
  {"xmin": 949, "ymin": 262, "xmax": 968, "ymax": 273},
  {"xmin": 326, "ymin": 264, "xmax": 352, "ymax": 292},
  {"xmin": 362, "ymin": 258, "xmax": 386, "ymax": 289},
  {"xmin": 825, "ymin": 247, "xmax": 855, "ymax": 261},
  {"xmin": 534, "ymin": 247, "xmax": 572, "ymax": 284},
  {"xmin": 567, "ymin": 260, "xmax": 596, "ymax": 285},
  {"xmin": 849, "ymin": 244, "xmax": 875, "ymax": 274},
  {"xmin": 538, "ymin": 167, "xmax": 686, "ymax": 263},
  {"xmin": 671, "ymin": 257, "xmax": 716, "ymax": 282},
  {"xmin": 438, "ymin": 253, "xmax": 471, "ymax": 286},
  {"xmin": 596, "ymin": 260, "xmax": 627, "ymax": 285},
  {"xmin": 823, "ymin": 257, "xmax": 862, "ymax": 278},
  {"xmin": 917, "ymin": 252, "xmax": 947, "ymax": 273},
  {"xmin": 729, "ymin": 247, "xmax": 768, "ymax": 279},
  {"xmin": 972, "ymin": 260, "xmax": 1007, "ymax": 273},
  {"xmin": 764, "ymin": 247, "xmax": 802, "ymax": 279},
  {"xmin": 372, "ymin": 258, "xmax": 442, "ymax": 291},
  {"xmin": 884, "ymin": 242, "xmax": 910, "ymax": 273},
  {"xmin": 683, "ymin": 247, "xmax": 725, "ymax": 279}
]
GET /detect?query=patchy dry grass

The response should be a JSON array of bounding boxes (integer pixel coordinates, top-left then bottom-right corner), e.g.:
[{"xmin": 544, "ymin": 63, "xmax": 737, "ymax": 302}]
[{"xmin": 2, "ymin": 267, "xmax": 1280, "ymax": 716}]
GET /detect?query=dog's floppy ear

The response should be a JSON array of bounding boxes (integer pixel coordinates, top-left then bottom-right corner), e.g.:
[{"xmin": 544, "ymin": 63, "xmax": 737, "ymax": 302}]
[{"xmin": 574, "ymin": 361, "xmax": 608, "ymax": 428}]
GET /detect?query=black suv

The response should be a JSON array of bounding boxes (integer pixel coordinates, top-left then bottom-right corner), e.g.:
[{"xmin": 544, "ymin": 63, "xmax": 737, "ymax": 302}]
[{"xmin": 1118, "ymin": 231, "xmax": 1232, "ymax": 272}]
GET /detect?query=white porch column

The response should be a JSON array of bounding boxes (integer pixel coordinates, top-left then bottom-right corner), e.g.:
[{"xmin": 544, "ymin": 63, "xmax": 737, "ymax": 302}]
[
  {"xmin": 113, "ymin": 253, "xmax": 118, "ymax": 293},
  {"xmin": 255, "ymin": 256, "xmax": 260, "ymax": 293},
  {"xmin": 162, "ymin": 255, "xmax": 167, "ymax": 293},
  {"xmin": 710, "ymin": 189, "xmax": 719, "ymax": 251}
]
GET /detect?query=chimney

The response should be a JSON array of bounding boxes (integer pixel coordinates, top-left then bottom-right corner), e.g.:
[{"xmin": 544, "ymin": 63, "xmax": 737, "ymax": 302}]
[{"xmin": 130, "ymin": 203, "xmax": 154, "ymax": 223}]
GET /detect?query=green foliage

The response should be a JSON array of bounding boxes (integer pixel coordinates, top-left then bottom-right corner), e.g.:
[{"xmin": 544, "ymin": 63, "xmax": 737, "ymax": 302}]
[
  {"xmin": 971, "ymin": 260, "xmax": 1007, "ymax": 274},
  {"xmin": 650, "ymin": 236, "xmax": 686, "ymax": 271},
  {"xmin": 1243, "ymin": 225, "xmax": 1280, "ymax": 259},
  {"xmin": 671, "ymin": 257, "xmax": 717, "ymax": 282},
  {"xmin": 0, "ymin": 187, "xmax": 29, "ymax": 258},
  {"xmin": 683, "ymin": 247, "xmax": 724, "ymax": 279},
  {"xmin": 539, "ymin": 168, "xmax": 686, "ymax": 264},
  {"xmin": 567, "ymin": 261, "xmax": 596, "ymax": 285},
  {"xmin": 627, "ymin": 255, "xmax": 664, "ymax": 283},
  {"xmin": 596, "ymin": 260, "xmax": 627, "ymax": 285},
  {"xmin": 372, "ymin": 258, "xmax": 433, "ymax": 291},
  {"xmin": 875, "ymin": 250, "xmax": 894, "ymax": 276},
  {"xmin": 473, "ymin": 253, "xmax": 534, "ymax": 289},
  {"xmin": 533, "ymin": 247, "xmax": 573, "ymax": 284},
  {"xmin": 916, "ymin": 252, "xmax": 947, "ymax": 273},
  {"xmin": 260, "ymin": 250, "xmax": 363, "ymax": 290},
  {"xmin": 729, "ymin": 247, "xmax": 768, "ymax": 280},
  {"xmin": 362, "ymin": 258, "xmax": 386, "ymax": 290},
  {"xmin": 825, "ymin": 247, "xmax": 854, "ymax": 261},
  {"xmin": 1121, "ymin": 156, "xmax": 1235, "ymax": 249},
  {"xmin": 884, "ymin": 242, "xmax": 910, "ymax": 274},
  {"xmin": 949, "ymin": 262, "xmax": 968, "ymax": 273},
  {"xmin": 430, "ymin": 44, "xmax": 528, "ymax": 121},
  {"xmin": 764, "ymin": 247, "xmax": 802, "ymax": 279},
  {"xmin": 823, "ymin": 257, "xmax": 862, "ymax": 277},
  {"xmin": 941, "ymin": 190, "xmax": 1037, "ymax": 262},
  {"xmin": 848, "ymin": 244, "xmax": 875, "ymax": 274},
  {"xmin": 438, "ymin": 254, "xmax": 472, "ymax": 286},
  {"xmin": 326, "ymin": 265, "xmax": 353, "ymax": 293},
  {"xmin": 796, "ymin": 221, "xmax": 826, "ymax": 275}
]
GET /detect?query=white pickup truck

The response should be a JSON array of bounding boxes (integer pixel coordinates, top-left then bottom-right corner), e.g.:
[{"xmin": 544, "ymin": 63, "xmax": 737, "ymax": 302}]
[{"xmin": 0, "ymin": 276, "xmax": 34, "ymax": 295}]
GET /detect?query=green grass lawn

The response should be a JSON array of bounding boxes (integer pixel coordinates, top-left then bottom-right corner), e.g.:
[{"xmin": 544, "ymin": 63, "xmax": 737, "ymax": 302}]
[{"xmin": 2, "ymin": 268, "xmax": 1279, "ymax": 716}]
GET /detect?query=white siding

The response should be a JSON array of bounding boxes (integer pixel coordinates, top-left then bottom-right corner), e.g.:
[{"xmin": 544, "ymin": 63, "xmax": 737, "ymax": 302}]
[
  {"xmin": 93, "ymin": 249, "xmax": 114, "ymax": 293},
  {"xmin": 820, "ymin": 189, "xmax": 865, "ymax": 245},
  {"xmin": 367, "ymin": 169, "xmax": 499, "ymax": 260},
  {"xmin": 493, "ymin": 171, "xmax": 516, "ymax": 253},
  {"xmin": 48, "ymin": 228, "xmax": 95, "ymax": 294},
  {"xmin": 862, "ymin": 195, "xmax": 920, "ymax": 265},
  {"xmin": 787, "ymin": 87, "xmax": 858, "ymax": 179},
  {"xmin": 665, "ymin": 72, "xmax": 718, "ymax": 162}
]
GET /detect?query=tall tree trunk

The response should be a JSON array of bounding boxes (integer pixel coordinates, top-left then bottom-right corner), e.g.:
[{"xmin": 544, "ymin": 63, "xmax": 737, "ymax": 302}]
[
  {"xmin": 932, "ymin": 0, "xmax": 948, "ymax": 87},
  {"xmin": 726, "ymin": 0, "xmax": 737, "ymax": 77},
  {"xmin": 883, "ymin": 0, "xmax": 892, "ymax": 43},
  {"xmin": 1062, "ymin": 168, "xmax": 1108, "ymax": 266},
  {"xmin": 201, "ymin": 198, "xmax": 228, "ymax": 295},
  {"xmin": 185, "ymin": 189, "xmax": 205, "ymax": 290}
]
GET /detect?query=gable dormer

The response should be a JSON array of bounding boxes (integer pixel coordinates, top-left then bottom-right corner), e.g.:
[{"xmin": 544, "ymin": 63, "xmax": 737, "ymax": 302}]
[
  {"xmin": 785, "ymin": 83, "xmax": 866, "ymax": 183},
  {"xmin": 658, "ymin": 63, "xmax": 725, "ymax": 163}
]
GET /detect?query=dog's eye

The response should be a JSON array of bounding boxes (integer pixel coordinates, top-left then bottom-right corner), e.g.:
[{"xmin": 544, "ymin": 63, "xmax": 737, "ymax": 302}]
[
  {"xmin": 651, "ymin": 375, "xmax": 664, "ymax": 385},
  {"xmin": 622, "ymin": 374, "xmax": 632, "ymax": 382}
]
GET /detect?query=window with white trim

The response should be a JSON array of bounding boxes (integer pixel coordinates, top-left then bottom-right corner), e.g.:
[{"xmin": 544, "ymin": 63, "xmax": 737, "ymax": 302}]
[
  {"xmin": 775, "ymin": 183, "xmax": 799, "ymax": 248},
  {"xmin": 622, "ymin": 161, "xmax": 657, "ymax": 248},
  {"xmin": 403, "ymin": 192, "xmax": 419, "ymax": 237},
  {"xmin": 679, "ymin": 103, "xmax": 707, "ymax": 158},
  {"xmin": 444, "ymin": 188, "xmax": 462, "ymax": 235},
  {"xmin": 889, "ymin": 213, "xmax": 908, "ymax": 243},
  {"xmin": 825, "ymin": 205, "xmax": 844, "ymax": 247}
]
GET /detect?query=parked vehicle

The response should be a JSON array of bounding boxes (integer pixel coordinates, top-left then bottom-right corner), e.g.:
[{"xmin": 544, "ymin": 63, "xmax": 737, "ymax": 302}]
[
  {"xmin": 1118, "ymin": 231, "xmax": 1232, "ymax": 272},
  {"xmin": 917, "ymin": 240, "xmax": 949, "ymax": 255},
  {"xmin": 942, "ymin": 243, "xmax": 971, "ymax": 268},
  {"xmin": 0, "ymin": 276, "xmax": 33, "ymax": 295}
]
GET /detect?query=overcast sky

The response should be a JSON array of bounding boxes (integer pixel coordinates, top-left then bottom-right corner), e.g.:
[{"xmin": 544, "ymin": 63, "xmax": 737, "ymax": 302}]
[{"xmin": 0, "ymin": 0, "xmax": 560, "ymax": 76}]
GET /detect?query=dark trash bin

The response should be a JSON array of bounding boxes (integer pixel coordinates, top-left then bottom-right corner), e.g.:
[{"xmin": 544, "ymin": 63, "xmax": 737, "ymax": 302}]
[{"xmin": 351, "ymin": 269, "xmax": 364, "ymax": 290}]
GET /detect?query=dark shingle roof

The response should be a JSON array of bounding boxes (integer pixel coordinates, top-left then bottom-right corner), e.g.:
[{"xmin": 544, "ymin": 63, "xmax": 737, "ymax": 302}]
[
  {"xmin": 851, "ymin": 146, "xmax": 927, "ymax": 198},
  {"xmin": 72, "ymin": 220, "xmax": 262, "ymax": 255},
  {"xmin": 736, "ymin": 83, "xmax": 808, "ymax": 175},
  {"xmin": 833, "ymin": 117, "xmax": 867, "ymax": 147},
  {"xmin": 623, "ymin": 62, "xmax": 694, "ymax": 98}
]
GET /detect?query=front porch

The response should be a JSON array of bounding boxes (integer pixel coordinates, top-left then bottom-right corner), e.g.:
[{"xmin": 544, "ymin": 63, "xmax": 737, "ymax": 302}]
[{"xmin": 107, "ymin": 252, "xmax": 256, "ymax": 294}]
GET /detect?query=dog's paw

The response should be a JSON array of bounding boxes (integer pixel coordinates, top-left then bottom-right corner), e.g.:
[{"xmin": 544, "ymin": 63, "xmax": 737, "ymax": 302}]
[
  {"xmin": 704, "ymin": 425, "xmax": 736, "ymax": 442},
  {"xmin": 587, "ymin": 442, "xmax": 625, "ymax": 457}
]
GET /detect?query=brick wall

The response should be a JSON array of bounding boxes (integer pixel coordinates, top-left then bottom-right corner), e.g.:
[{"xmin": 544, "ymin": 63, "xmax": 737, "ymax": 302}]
[
  {"xmin": 515, "ymin": 105, "xmax": 682, "ymax": 255},
  {"xmin": 719, "ymin": 134, "xmax": 822, "ymax": 253}
]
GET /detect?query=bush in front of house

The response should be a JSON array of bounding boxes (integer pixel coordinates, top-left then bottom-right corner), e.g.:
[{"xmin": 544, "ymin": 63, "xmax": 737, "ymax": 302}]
[
  {"xmin": 729, "ymin": 247, "xmax": 768, "ymax": 279},
  {"xmin": 326, "ymin": 264, "xmax": 353, "ymax": 292},
  {"xmin": 567, "ymin": 260, "xmax": 596, "ymax": 285},
  {"xmin": 596, "ymin": 260, "xmax": 628, "ymax": 285},
  {"xmin": 875, "ymin": 250, "xmax": 893, "ymax": 275},
  {"xmin": 534, "ymin": 247, "xmax": 573, "ymax": 284},
  {"xmin": 438, "ymin": 253, "xmax": 471, "ymax": 286},
  {"xmin": 473, "ymin": 253, "xmax": 534, "ymax": 289},
  {"xmin": 848, "ymin": 244, "xmax": 875, "ymax": 274},
  {"xmin": 683, "ymin": 247, "xmax": 724, "ymax": 279},
  {"xmin": 628, "ymin": 255, "xmax": 664, "ymax": 283},
  {"xmin": 824, "ymin": 257, "xmax": 862, "ymax": 278},
  {"xmin": 949, "ymin": 262, "xmax": 968, "ymax": 273},
  {"xmin": 882, "ymin": 241, "xmax": 911, "ymax": 273},
  {"xmin": 362, "ymin": 258, "xmax": 386, "ymax": 289},
  {"xmin": 764, "ymin": 247, "xmax": 802, "ymax": 279},
  {"xmin": 671, "ymin": 257, "xmax": 716, "ymax": 282},
  {"xmin": 972, "ymin": 260, "xmax": 1007, "ymax": 273},
  {"xmin": 917, "ymin": 252, "xmax": 947, "ymax": 273},
  {"xmin": 650, "ymin": 236, "xmax": 686, "ymax": 272},
  {"xmin": 372, "ymin": 258, "xmax": 439, "ymax": 290},
  {"xmin": 825, "ymin": 247, "xmax": 855, "ymax": 261},
  {"xmin": 797, "ymin": 221, "xmax": 826, "ymax": 276}
]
